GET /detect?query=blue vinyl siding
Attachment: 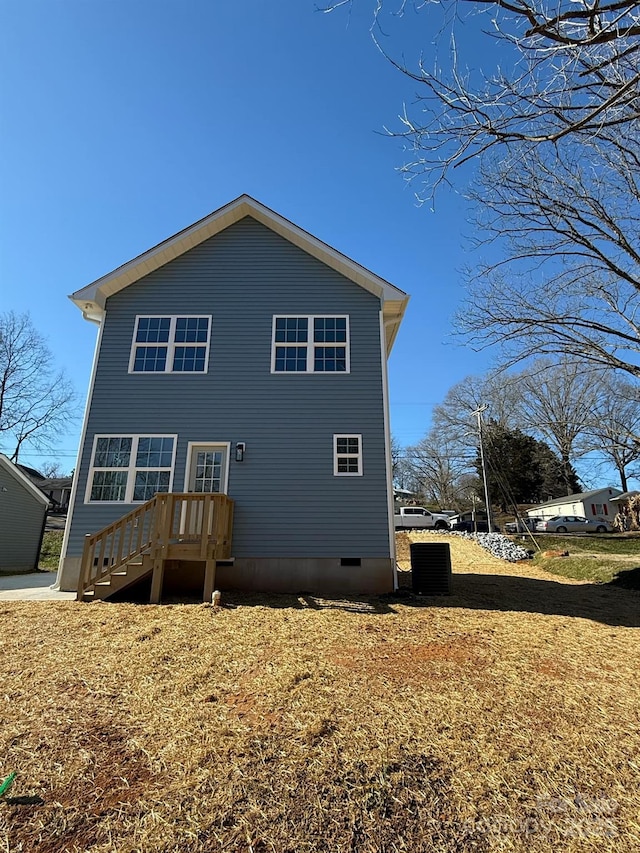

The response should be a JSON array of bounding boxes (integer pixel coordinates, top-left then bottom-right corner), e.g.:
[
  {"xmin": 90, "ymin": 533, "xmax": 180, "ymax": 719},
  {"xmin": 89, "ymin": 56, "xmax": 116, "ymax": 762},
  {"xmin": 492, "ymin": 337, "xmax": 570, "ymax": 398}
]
[{"xmin": 66, "ymin": 217, "xmax": 390, "ymax": 559}]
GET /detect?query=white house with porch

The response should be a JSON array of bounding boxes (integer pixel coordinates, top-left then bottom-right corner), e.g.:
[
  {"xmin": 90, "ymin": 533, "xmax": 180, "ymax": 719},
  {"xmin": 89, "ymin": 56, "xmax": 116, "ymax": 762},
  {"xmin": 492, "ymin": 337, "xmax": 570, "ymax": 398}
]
[{"xmin": 526, "ymin": 487, "xmax": 623, "ymax": 524}]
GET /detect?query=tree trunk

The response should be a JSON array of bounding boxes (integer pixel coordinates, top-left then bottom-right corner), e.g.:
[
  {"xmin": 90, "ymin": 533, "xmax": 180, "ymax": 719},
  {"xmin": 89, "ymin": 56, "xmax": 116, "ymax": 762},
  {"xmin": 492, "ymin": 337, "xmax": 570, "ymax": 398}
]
[{"xmin": 618, "ymin": 466, "xmax": 628, "ymax": 493}]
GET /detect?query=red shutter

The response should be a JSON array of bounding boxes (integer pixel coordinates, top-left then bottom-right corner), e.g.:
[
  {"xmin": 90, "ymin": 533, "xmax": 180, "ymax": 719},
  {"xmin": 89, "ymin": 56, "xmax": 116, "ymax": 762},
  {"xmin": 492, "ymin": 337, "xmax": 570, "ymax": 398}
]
[
  {"xmin": 591, "ymin": 504, "xmax": 596, "ymax": 515},
  {"xmin": 604, "ymin": 504, "xmax": 608, "ymax": 516}
]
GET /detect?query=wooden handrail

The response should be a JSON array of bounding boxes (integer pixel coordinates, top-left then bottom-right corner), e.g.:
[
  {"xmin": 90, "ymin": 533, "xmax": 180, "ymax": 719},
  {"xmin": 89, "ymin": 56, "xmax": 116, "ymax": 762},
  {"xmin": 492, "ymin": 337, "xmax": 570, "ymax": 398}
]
[{"xmin": 77, "ymin": 493, "xmax": 234, "ymax": 599}]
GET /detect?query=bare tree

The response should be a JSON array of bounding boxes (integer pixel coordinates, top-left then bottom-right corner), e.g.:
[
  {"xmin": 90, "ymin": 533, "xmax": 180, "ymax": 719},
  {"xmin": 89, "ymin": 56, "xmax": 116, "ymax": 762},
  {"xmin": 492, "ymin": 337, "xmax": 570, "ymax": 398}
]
[
  {"xmin": 0, "ymin": 312, "xmax": 77, "ymax": 462},
  {"xmin": 512, "ymin": 359, "xmax": 600, "ymax": 492},
  {"xmin": 39, "ymin": 461, "xmax": 71, "ymax": 479},
  {"xmin": 406, "ymin": 430, "xmax": 474, "ymax": 507},
  {"xmin": 459, "ymin": 138, "xmax": 640, "ymax": 377},
  {"xmin": 326, "ymin": 2, "xmax": 640, "ymax": 379},
  {"xmin": 431, "ymin": 371, "xmax": 520, "ymax": 438},
  {"xmin": 403, "ymin": 374, "xmax": 512, "ymax": 507},
  {"xmin": 326, "ymin": 1, "xmax": 640, "ymax": 182},
  {"xmin": 584, "ymin": 376, "xmax": 640, "ymax": 490}
]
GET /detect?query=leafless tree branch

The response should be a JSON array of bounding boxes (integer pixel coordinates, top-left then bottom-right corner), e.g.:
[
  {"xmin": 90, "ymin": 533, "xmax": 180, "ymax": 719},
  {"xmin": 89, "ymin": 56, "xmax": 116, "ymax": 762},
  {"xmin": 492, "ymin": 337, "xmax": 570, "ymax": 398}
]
[{"xmin": 0, "ymin": 311, "xmax": 78, "ymax": 463}]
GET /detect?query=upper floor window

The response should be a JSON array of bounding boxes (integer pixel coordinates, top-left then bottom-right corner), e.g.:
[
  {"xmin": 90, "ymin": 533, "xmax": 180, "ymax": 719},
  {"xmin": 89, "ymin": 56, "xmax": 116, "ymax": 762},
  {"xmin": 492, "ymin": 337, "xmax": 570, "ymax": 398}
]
[
  {"xmin": 129, "ymin": 316, "xmax": 211, "ymax": 373},
  {"xmin": 271, "ymin": 315, "xmax": 349, "ymax": 373},
  {"xmin": 85, "ymin": 434, "xmax": 176, "ymax": 503}
]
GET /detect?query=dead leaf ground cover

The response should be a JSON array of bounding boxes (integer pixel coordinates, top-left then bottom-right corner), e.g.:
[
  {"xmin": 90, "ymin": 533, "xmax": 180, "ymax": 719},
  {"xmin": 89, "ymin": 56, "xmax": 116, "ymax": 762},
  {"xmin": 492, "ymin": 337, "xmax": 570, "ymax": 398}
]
[{"xmin": 1, "ymin": 532, "xmax": 639, "ymax": 852}]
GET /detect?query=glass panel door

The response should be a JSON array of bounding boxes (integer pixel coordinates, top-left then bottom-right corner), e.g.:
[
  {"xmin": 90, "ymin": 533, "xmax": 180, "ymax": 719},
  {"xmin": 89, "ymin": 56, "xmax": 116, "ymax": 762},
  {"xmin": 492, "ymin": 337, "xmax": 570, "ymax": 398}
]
[
  {"xmin": 182, "ymin": 444, "xmax": 229, "ymax": 537},
  {"xmin": 187, "ymin": 444, "xmax": 228, "ymax": 494}
]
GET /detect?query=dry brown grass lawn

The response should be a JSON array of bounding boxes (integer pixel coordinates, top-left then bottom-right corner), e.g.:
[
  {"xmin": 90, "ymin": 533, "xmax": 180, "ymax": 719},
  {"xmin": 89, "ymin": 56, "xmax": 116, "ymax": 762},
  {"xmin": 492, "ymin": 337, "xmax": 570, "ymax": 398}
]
[{"xmin": 1, "ymin": 533, "xmax": 639, "ymax": 852}]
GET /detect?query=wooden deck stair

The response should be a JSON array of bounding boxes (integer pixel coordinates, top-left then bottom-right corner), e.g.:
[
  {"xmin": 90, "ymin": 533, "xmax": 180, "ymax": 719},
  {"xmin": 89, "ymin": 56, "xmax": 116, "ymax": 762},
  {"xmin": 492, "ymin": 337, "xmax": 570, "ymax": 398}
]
[{"xmin": 77, "ymin": 493, "xmax": 234, "ymax": 603}]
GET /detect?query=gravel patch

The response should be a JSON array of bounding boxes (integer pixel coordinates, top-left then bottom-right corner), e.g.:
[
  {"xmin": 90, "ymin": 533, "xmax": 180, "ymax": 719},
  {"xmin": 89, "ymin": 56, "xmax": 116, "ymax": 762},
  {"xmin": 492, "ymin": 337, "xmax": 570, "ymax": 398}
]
[
  {"xmin": 459, "ymin": 530, "xmax": 531, "ymax": 562},
  {"xmin": 404, "ymin": 529, "xmax": 531, "ymax": 562}
]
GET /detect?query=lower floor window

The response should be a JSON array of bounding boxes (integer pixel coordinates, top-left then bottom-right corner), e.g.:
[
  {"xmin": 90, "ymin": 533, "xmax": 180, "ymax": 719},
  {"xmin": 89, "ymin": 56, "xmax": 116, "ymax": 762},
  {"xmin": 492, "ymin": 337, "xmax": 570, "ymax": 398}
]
[
  {"xmin": 334, "ymin": 434, "xmax": 362, "ymax": 476},
  {"xmin": 86, "ymin": 435, "xmax": 176, "ymax": 502}
]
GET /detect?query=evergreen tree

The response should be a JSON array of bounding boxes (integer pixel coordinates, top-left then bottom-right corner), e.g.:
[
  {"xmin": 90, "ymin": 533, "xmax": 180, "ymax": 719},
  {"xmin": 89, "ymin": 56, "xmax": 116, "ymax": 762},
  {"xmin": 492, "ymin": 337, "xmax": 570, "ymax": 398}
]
[{"xmin": 477, "ymin": 422, "xmax": 580, "ymax": 512}]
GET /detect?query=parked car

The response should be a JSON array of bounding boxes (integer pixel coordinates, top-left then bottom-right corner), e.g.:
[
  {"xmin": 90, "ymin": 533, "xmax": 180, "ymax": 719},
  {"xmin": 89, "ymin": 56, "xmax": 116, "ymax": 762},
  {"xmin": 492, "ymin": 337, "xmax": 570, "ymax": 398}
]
[
  {"xmin": 504, "ymin": 517, "xmax": 541, "ymax": 534},
  {"xmin": 535, "ymin": 515, "xmax": 612, "ymax": 534},
  {"xmin": 449, "ymin": 514, "xmax": 499, "ymax": 533},
  {"xmin": 394, "ymin": 507, "xmax": 451, "ymax": 530}
]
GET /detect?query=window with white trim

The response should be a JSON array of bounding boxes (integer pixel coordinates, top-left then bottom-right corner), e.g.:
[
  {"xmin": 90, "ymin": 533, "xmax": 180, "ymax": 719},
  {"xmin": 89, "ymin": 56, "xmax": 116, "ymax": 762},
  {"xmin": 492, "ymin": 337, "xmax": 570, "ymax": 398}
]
[
  {"xmin": 272, "ymin": 315, "xmax": 349, "ymax": 373},
  {"xmin": 129, "ymin": 316, "xmax": 211, "ymax": 373},
  {"xmin": 334, "ymin": 434, "xmax": 362, "ymax": 476},
  {"xmin": 86, "ymin": 435, "xmax": 176, "ymax": 502}
]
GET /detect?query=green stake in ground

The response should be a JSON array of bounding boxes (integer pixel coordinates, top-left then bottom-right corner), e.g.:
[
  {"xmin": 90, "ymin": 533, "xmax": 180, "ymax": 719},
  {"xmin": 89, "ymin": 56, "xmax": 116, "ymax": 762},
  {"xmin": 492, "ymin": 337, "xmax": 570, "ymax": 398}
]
[{"xmin": 0, "ymin": 773, "xmax": 16, "ymax": 797}]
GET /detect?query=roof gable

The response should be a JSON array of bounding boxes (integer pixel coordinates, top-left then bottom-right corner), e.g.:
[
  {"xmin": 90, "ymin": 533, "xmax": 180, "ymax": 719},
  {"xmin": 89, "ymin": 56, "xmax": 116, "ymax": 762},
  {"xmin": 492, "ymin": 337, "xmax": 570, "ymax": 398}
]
[
  {"xmin": 70, "ymin": 195, "xmax": 409, "ymax": 353},
  {"xmin": 0, "ymin": 455, "xmax": 49, "ymax": 506}
]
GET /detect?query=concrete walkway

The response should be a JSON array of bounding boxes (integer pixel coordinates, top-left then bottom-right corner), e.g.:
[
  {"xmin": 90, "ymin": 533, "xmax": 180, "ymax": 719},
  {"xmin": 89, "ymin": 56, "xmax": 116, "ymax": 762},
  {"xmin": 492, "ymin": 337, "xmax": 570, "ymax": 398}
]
[{"xmin": 0, "ymin": 572, "xmax": 75, "ymax": 601}]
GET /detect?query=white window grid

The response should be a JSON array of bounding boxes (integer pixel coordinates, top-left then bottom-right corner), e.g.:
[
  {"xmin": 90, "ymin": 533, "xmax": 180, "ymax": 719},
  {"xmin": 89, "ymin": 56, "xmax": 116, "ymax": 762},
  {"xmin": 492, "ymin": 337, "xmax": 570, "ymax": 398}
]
[
  {"xmin": 85, "ymin": 434, "xmax": 177, "ymax": 503},
  {"xmin": 128, "ymin": 315, "xmax": 211, "ymax": 374},
  {"xmin": 270, "ymin": 315, "xmax": 350, "ymax": 374},
  {"xmin": 333, "ymin": 433, "xmax": 362, "ymax": 476}
]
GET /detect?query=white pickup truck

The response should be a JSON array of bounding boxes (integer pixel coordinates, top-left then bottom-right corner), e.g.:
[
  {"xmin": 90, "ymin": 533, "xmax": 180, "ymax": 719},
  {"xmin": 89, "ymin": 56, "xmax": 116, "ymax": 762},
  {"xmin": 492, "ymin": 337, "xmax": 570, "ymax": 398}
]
[{"xmin": 394, "ymin": 506, "xmax": 451, "ymax": 531}]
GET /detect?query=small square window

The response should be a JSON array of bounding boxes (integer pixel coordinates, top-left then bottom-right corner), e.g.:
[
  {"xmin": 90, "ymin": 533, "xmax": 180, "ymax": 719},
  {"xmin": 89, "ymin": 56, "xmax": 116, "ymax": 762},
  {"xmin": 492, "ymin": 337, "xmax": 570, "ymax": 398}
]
[
  {"xmin": 173, "ymin": 346, "xmax": 207, "ymax": 372},
  {"xmin": 94, "ymin": 437, "xmax": 132, "ymax": 468},
  {"xmin": 136, "ymin": 317, "xmax": 171, "ymax": 343},
  {"xmin": 275, "ymin": 317, "xmax": 308, "ymax": 343},
  {"xmin": 133, "ymin": 470, "xmax": 171, "ymax": 502},
  {"xmin": 134, "ymin": 346, "xmax": 168, "ymax": 373},
  {"xmin": 275, "ymin": 346, "xmax": 308, "ymax": 372},
  {"xmin": 90, "ymin": 470, "xmax": 128, "ymax": 502},
  {"xmin": 334, "ymin": 434, "xmax": 362, "ymax": 476},
  {"xmin": 175, "ymin": 317, "xmax": 210, "ymax": 343},
  {"xmin": 314, "ymin": 317, "xmax": 347, "ymax": 343}
]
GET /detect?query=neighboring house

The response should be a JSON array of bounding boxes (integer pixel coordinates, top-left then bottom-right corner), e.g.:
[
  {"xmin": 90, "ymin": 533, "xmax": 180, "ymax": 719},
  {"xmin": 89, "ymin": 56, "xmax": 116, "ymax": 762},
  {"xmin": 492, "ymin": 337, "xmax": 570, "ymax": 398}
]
[
  {"xmin": 526, "ymin": 488, "xmax": 623, "ymax": 523},
  {"xmin": 37, "ymin": 477, "xmax": 73, "ymax": 512},
  {"xmin": 18, "ymin": 465, "xmax": 73, "ymax": 511},
  {"xmin": 17, "ymin": 463, "xmax": 46, "ymax": 481},
  {"xmin": 393, "ymin": 487, "xmax": 417, "ymax": 504},
  {"xmin": 610, "ymin": 491, "xmax": 640, "ymax": 506},
  {"xmin": 57, "ymin": 195, "xmax": 409, "ymax": 601},
  {"xmin": 0, "ymin": 454, "xmax": 49, "ymax": 573}
]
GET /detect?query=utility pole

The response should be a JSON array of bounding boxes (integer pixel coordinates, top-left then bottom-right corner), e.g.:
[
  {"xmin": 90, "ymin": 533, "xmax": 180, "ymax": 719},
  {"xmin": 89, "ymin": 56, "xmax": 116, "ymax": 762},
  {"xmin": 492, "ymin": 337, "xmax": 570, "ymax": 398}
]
[{"xmin": 472, "ymin": 404, "xmax": 493, "ymax": 533}]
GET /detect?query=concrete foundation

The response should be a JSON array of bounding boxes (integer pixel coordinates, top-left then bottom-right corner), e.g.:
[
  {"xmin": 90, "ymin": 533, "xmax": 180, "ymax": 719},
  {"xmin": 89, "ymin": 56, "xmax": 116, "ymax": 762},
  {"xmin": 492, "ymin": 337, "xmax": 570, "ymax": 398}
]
[
  {"xmin": 216, "ymin": 557, "xmax": 395, "ymax": 595},
  {"xmin": 61, "ymin": 554, "xmax": 395, "ymax": 596}
]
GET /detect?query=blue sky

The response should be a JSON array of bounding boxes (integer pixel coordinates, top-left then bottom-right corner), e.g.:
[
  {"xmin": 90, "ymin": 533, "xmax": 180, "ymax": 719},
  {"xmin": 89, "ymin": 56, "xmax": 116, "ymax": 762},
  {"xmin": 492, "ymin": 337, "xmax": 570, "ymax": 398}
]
[{"xmin": 0, "ymin": 1, "xmax": 528, "ymax": 471}]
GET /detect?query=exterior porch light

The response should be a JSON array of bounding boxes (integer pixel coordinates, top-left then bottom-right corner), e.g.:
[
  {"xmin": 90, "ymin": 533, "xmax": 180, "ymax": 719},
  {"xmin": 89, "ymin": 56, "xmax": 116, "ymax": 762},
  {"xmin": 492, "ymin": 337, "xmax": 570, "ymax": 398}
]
[{"xmin": 235, "ymin": 442, "xmax": 245, "ymax": 462}]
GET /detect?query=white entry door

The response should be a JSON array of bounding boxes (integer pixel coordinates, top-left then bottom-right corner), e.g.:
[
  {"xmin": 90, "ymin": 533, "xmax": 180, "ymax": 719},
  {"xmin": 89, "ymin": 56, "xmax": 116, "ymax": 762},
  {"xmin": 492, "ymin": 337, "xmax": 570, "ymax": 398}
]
[{"xmin": 186, "ymin": 443, "xmax": 230, "ymax": 494}]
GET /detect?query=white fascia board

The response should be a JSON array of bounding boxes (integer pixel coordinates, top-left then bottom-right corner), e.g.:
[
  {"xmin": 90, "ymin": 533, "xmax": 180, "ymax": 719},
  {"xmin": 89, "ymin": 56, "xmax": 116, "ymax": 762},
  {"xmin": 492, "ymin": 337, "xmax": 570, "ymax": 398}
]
[
  {"xmin": 0, "ymin": 455, "xmax": 49, "ymax": 506},
  {"xmin": 69, "ymin": 196, "xmax": 409, "ymax": 347}
]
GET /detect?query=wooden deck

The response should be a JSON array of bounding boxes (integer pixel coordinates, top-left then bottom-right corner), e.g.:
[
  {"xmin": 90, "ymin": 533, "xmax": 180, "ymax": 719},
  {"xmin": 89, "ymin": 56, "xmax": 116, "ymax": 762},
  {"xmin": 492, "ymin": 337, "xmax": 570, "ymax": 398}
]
[{"xmin": 77, "ymin": 493, "xmax": 234, "ymax": 603}]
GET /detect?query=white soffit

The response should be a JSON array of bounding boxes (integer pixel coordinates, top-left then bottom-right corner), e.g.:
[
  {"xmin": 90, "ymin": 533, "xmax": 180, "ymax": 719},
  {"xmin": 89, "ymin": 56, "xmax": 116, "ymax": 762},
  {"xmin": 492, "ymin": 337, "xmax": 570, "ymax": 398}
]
[{"xmin": 70, "ymin": 195, "xmax": 409, "ymax": 351}]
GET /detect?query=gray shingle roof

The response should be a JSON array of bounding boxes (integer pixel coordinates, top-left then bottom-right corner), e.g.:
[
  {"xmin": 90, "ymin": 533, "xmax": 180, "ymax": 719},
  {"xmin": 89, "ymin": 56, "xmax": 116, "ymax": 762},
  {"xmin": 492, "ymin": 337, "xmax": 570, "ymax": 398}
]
[{"xmin": 532, "ymin": 487, "xmax": 622, "ymax": 510}]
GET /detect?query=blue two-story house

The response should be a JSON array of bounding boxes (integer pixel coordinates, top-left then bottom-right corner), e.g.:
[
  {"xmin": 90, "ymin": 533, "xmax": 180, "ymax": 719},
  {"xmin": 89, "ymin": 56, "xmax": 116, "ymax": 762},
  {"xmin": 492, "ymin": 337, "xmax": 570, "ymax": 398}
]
[{"xmin": 57, "ymin": 196, "xmax": 408, "ymax": 601}]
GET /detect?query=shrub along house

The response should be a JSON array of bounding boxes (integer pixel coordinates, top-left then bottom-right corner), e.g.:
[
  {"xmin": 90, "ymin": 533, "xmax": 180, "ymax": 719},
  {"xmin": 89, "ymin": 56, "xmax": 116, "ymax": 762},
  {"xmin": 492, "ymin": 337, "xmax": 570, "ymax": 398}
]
[{"xmin": 57, "ymin": 196, "xmax": 408, "ymax": 602}]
